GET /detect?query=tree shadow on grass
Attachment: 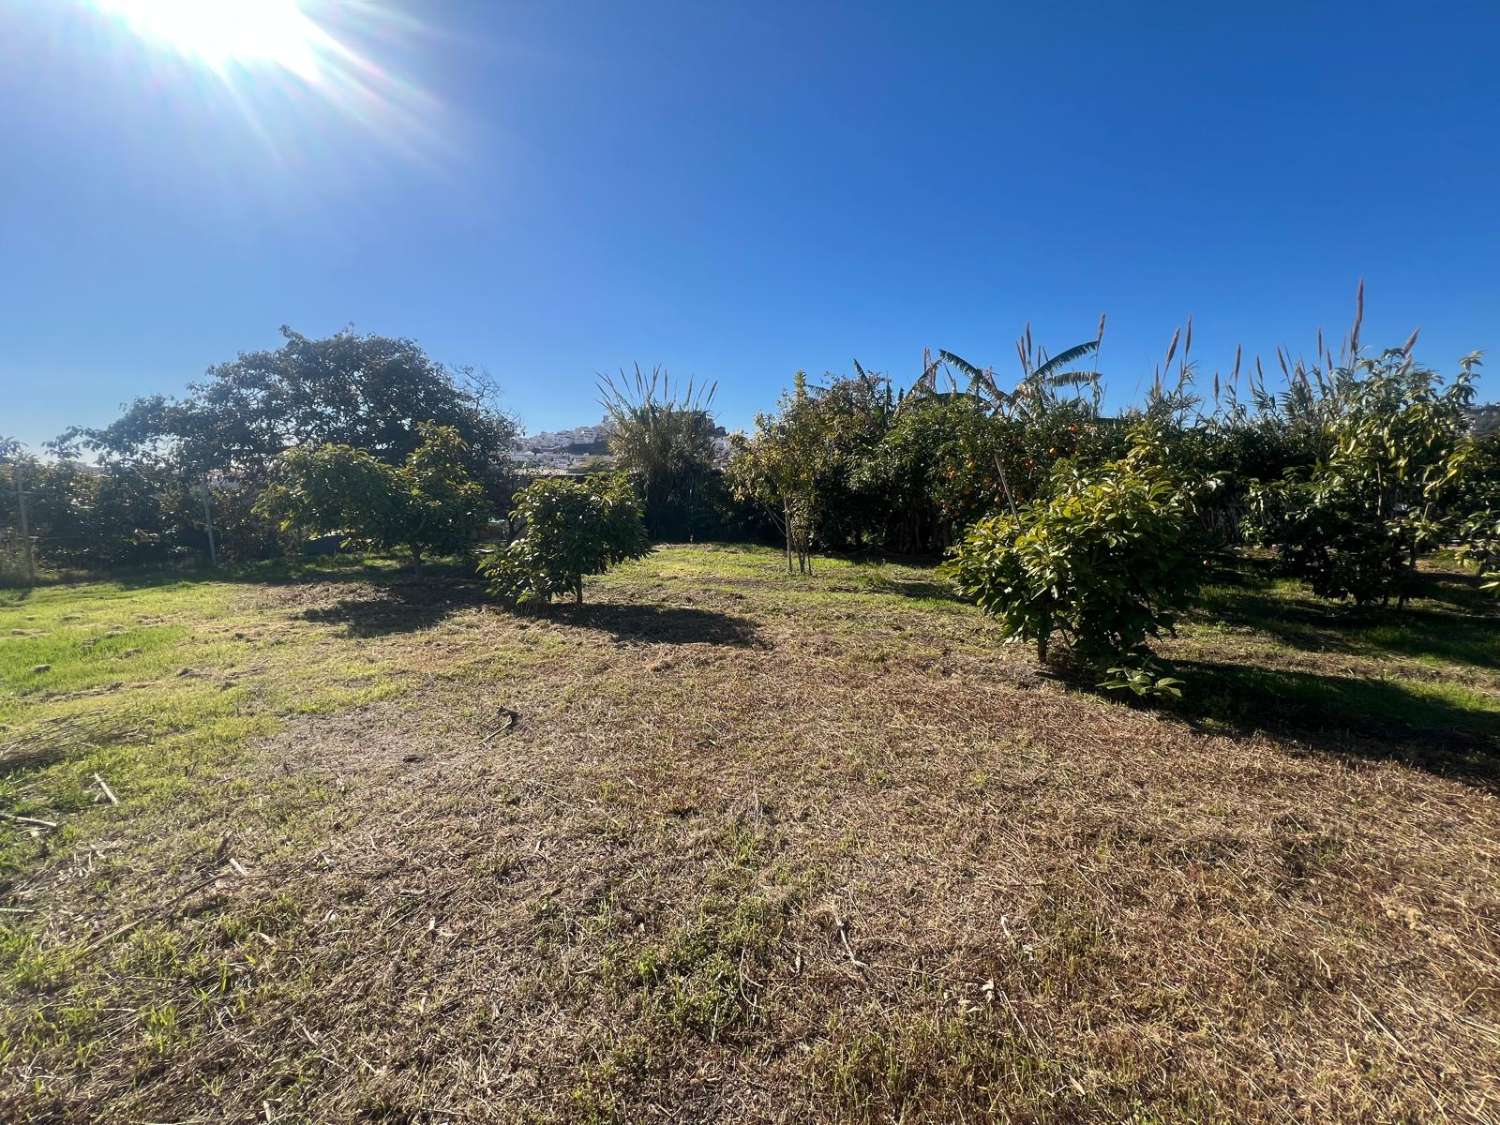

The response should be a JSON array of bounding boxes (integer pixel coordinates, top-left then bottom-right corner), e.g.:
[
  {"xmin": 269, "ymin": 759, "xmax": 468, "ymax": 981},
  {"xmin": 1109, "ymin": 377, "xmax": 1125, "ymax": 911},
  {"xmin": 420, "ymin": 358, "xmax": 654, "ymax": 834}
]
[
  {"xmin": 1194, "ymin": 568, "xmax": 1499, "ymax": 669},
  {"xmin": 296, "ymin": 578, "xmax": 491, "ymax": 637},
  {"xmin": 1351, "ymin": 607, "xmax": 1500, "ymax": 669},
  {"xmin": 549, "ymin": 602, "xmax": 763, "ymax": 647},
  {"xmin": 865, "ymin": 575, "xmax": 963, "ymax": 603},
  {"xmin": 93, "ymin": 554, "xmax": 475, "ymax": 594},
  {"xmin": 1416, "ymin": 566, "xmax": 1499, "ymax": 614},
  {"xmin": 1172, "ymin": 659, "xmax": 1500, "ymax": 789},
  {"xmin": 0, "ymin": 741, "xmax": 66, "ymax": 782}
]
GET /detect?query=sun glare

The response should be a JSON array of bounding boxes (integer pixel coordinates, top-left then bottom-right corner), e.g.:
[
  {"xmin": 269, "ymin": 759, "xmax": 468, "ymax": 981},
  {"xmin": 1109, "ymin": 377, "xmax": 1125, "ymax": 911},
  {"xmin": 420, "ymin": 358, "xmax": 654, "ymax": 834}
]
[
  {"xmin": 92, "ymin": 0, "xmax": 328, "ymax": 80},
  {"xmin": 81, "ymin": 0, "xmax": 446, "ymax": 165}
]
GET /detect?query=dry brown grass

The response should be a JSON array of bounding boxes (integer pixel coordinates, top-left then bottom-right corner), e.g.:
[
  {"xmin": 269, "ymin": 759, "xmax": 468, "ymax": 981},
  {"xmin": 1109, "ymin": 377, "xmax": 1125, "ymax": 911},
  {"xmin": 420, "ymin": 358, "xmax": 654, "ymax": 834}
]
[{"xmin": 2, "ymin": 545, "xmax": 1498, "ymax": 1122}]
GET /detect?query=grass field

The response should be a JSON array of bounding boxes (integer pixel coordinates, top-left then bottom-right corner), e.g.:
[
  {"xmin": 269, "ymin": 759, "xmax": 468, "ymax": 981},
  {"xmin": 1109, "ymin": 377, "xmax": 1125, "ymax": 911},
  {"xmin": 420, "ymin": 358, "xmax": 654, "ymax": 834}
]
[{"xmin": 2, "ymin": 545, "xmax": 1498, "ymax": 1122}]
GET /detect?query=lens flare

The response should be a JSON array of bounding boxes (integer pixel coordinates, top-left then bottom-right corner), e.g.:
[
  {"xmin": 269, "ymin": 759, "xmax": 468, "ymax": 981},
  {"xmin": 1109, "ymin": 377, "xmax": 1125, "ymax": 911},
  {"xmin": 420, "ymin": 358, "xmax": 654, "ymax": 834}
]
[
  {"xmin": 84, "ymin": 0, "xmax": 446, "ymax": 166},
  {"xmin": 92, "ymin": 0, "xmax": 328, "ymax": 79}
]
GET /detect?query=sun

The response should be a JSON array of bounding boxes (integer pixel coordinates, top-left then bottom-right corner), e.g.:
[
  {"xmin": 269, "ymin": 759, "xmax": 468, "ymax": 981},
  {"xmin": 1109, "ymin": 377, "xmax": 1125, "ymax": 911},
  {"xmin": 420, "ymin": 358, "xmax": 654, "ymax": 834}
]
[
  {"xmin": 82, "ymin": 0, "xmax": 446, "ymax": 165},
  {"xmin": 92, "ymin": 0, "xmax": 328, "ymax": 79}
]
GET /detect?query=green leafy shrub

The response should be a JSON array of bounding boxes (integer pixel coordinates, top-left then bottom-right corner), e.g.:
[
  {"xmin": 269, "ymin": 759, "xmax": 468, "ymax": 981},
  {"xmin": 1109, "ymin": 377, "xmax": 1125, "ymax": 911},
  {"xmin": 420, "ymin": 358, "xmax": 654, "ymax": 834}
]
[
  {"xmin": 256, "ymin": 422, "xmax": 486, "ymax": 573},
  {"xmin": 946, "ymin": 438, "xmax": 1206, "ymax": 676},
  {"xmin": 1246, "ymin": 475, "xmax": 1411, "ymax": 604},
  {"xmin": 1453, "ymin": 434, "xmax": 1500, "ymax": 587},
  {"xmin": 480, "ymin": 474, "xmax": 649, "ymax": 605},
  {"xmin": 1246, "ymin": 351, "xmax": 1478, "ymax": 604}
]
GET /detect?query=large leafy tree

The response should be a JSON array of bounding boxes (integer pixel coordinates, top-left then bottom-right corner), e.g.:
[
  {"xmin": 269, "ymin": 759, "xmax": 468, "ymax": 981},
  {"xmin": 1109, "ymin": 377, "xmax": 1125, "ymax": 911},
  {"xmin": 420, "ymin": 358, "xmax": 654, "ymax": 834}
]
[
  {"xmin": 256, "ymin": 423, "xmax": 487, "ymax": 573},
  {"xmin": 479, "ymin": 474, "xmax": 649, "ymax": 605},
  {"xmin": 58, "ymin": 327, "xmax": 519, "ymax": 504}
]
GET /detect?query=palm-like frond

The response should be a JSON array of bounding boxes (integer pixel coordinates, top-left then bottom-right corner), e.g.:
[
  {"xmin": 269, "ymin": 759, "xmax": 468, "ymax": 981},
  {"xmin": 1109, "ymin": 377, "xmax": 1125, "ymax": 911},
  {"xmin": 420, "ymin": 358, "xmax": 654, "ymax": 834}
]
[
  {"xmin": 913, "ymin": 356, "xmax": 943, "ymax": 395},
  {"xmin": 1031, "ymin": 340, "xmax": 1098, "ymax": 383},
  {"xmin": 939, "ymin": 350, "xmax": 1017, "ymax": 410},
  {"xmin": 1044, "ymin": 370, "xmax": 1098, "ymax": 389},
  {"xmin": 938, "ymin": 350, "xmax": 984, "ymax": 382}
]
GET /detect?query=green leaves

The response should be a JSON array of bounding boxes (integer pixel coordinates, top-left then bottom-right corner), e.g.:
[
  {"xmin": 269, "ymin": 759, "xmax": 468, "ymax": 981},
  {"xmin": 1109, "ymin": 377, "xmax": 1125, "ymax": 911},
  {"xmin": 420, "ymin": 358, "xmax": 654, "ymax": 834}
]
[
  {"xmin": 598, "ymin": 365, "xmax": 720, "ymax": 540},
  {"xmin": 1099, "ymin": 663, "xmax": 1184, "ymax": 699},
  {"xmin": 480, "ymin": 474, "xmax": 649, "ymax": 605},
  {"xmin": 61, "ymin": 328, "xmax": 519, "ymax": 502},
  {"xmin": 1031, "ymin": 340, "xmax": 1099, "ymax": 384},
  {"xmin": 255, "ymin": 423, "xmax": 486, "ymax": 568},
  {"xmin": 1453, "ymin": 431, "xmax": 1500, "ymax": 588},
  {"xmin": 947, "ymin": 432, "xmax": 1207, "ymax": 672},
  {"xmin": 727, "ymin": 373, "xmax": 870, "ymax": 572},
  {"xmin": 1246, "ymin": 350, "xmax": 1482, "ymax": 605},
  {"xmin": 936, "ymin": 338, "xmax": 1100, "ymax": 419}
]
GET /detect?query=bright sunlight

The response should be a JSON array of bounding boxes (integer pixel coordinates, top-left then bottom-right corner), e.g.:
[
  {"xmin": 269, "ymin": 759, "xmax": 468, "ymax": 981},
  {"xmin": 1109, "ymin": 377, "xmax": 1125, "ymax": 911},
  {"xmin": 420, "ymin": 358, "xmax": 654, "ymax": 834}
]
[
  {"xmin": 92, "ymin": 0, "xmax": 328, "ymax": 80},
  {"xmin": 79, "ymin": 0, "xmax": 444, "ymax": 165}
]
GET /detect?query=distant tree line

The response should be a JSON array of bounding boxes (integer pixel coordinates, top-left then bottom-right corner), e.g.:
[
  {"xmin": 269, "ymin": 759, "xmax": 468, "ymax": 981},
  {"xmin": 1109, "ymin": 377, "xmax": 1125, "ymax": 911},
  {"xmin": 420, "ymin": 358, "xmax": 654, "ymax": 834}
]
[
  {"xmin": 3, "ymin": 327, "xmax": 521, "ymax": 576},
  {"xmin": 5, "ymin": 299, "xmax": 1498, "ymax": 683}
]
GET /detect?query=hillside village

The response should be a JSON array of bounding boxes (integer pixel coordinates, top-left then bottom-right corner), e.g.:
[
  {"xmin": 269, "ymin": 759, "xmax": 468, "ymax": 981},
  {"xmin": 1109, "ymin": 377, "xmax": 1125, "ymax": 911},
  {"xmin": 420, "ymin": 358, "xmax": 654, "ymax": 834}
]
[{"xmin": 511, "ymin": 418, "xmax": 733, "ymax": 471}]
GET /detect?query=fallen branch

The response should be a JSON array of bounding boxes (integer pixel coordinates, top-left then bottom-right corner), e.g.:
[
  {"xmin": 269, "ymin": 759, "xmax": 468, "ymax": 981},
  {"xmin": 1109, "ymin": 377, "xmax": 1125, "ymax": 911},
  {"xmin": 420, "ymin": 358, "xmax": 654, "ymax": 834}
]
[
  {"xmin": 0, "ymin": 812, "xmax": 59, "ymax": 830},
  {"xmin": 93, "ymin": 773, "xmax": 119, "ymax": 806},
  {"xmin": 482, "ymin": 708, "xmax": 521, "ymax": 745},
  {"xmin": 836, "ymin": 917, "xmax": 868, "ymax": 971}
]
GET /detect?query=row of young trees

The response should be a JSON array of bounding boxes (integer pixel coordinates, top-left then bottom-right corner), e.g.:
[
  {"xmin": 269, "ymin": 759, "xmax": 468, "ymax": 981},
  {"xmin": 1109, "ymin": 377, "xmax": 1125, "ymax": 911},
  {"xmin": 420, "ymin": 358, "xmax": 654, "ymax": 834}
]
[
  {"xmin": 724, "ymin": 312, "xmax": 1498, "ymax": 685},
  {"xmin": 0, "ymin": 334, "xmax": 700, "ymax": 603},
  {"xmin": 5, "ymin": 310, "xmax": 1498, "ymax": 680}
]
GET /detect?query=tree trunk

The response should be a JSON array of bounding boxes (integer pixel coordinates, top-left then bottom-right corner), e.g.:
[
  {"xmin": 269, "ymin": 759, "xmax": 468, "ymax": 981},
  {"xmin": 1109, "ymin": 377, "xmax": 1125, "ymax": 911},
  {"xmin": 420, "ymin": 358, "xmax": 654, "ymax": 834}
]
[
  {"xmin": 784, "ymin": 504, "xmax": 794, "ymax": 574},
  {"xmin": 575, "ymin": 578, "xmax": 584, "ymax": 605},
  {"xmin": 411, "ymin": 547, "xmax": 424, "ymax": 577},
  {"xmin": 1036, "ymin": 634, "xmax": 1048, "ymax": 664}
]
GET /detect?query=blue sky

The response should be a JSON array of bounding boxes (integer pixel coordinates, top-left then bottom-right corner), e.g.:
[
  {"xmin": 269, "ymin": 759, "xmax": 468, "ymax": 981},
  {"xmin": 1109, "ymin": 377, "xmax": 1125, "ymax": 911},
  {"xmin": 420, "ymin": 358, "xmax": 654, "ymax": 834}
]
[{"xmin": 3, "ymin": 0, "xmax": 1498, "ymax": 451}]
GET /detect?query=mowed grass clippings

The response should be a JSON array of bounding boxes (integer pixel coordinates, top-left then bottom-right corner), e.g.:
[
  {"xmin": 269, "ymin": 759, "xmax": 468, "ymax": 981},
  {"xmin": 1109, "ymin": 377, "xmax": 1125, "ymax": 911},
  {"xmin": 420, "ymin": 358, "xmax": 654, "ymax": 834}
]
[{"xmin": 1, "ymin": 544, "xmax": 1498, "ymax": 1122}]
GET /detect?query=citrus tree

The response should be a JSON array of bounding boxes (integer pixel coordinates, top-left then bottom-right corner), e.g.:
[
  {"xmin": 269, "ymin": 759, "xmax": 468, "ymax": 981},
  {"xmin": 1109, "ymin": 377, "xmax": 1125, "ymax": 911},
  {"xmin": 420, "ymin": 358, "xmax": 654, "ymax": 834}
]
[{"xmin": 479, "ymin": 474, "xmax": 649, "ymax": 605}]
